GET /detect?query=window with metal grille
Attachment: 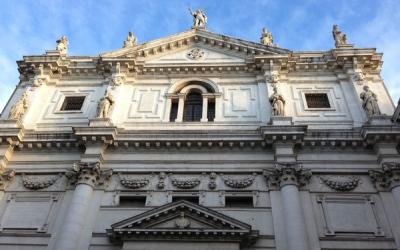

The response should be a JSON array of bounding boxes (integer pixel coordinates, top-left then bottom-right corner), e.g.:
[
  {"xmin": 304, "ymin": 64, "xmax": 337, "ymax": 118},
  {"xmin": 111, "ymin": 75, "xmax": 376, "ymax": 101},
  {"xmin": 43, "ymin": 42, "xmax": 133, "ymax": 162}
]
[
  {"xmin": 183, "ymin": 92, "xmax": 202, "ymax": 122},
  {"xmin": 118, "ymin": 196, "xmax": 146, "ymax": 207},
  {"xmin": 305, "ymin": 93, "xmax": 330, "ymax": 108},
  {"xmin": 207, "ymin": 99, "xmax": 215, "ymax": 121},
  {"xmin": 169, "ymin": 101, "xmax": 178, "ymax": 122},
  {"xmin": 225, "ymin": 196, "xmax": 253, "ymax": 208},
  {"xmin": 60, "ymin": 96, "xmax": 85, "ymax": 111}
]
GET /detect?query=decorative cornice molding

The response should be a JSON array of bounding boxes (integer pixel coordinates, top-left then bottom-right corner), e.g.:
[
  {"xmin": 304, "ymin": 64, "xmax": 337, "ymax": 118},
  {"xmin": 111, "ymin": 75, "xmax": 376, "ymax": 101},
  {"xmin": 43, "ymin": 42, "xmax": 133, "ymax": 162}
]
[
  {"xmin": 320, "ymin": 176, "xmax": 360, "ymax": 191},
  {"xmin": 264, "ymin": 162, "xmax": 312, "ymax": 189},
  {"xmin": 369, "ymin": 162, "xmax": 400, "ymax": 191}
]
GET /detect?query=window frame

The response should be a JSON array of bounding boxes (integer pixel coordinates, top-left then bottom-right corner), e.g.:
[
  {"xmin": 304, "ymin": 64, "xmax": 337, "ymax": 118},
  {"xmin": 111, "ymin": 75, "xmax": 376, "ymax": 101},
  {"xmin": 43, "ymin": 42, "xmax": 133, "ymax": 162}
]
[
  {"xmin": 56, "ymin": 93, "xmax": 88, "ymax": 114},
  {"xmin": 301, "ymin": 91, "xmax": 335, "ymax": 111}
]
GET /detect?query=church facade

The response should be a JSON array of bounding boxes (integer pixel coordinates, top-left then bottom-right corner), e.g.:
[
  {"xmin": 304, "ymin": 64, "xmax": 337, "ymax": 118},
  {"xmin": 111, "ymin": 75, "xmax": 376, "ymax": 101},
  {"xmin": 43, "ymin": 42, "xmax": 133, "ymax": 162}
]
[{"xmin": 0, "ymin": 12, "xmax": 400, "ymax": 250}]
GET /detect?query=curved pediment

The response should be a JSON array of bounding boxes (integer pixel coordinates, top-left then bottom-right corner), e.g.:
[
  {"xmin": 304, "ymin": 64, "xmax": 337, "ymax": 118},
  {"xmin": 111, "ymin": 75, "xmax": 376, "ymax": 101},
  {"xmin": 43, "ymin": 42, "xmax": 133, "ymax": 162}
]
[{"xmin": 107, "ymin": 200, "xmax": 258, "ymax": 245}]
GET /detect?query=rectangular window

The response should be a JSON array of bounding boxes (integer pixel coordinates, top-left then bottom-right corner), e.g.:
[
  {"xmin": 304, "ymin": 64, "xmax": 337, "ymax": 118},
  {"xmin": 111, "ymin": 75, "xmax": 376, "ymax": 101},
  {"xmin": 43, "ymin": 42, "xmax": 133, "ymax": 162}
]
[
  {"xmin": 119, "ymin": 196, "xmax": 146, "ymax": 207},
  {"xmin": 172, "ymin": 196, "xmax": 199, "ymax": 204},
  {"xmin": 225, "ymin": 196, "xmax": 253, "ymax": 208},
  {"xmin": 60, "ymin": 96, "xmax": 86, "ymax": 111},
  {"xmin": 305, "ymin": 93, "xmax": 330, "ymax": 108}
]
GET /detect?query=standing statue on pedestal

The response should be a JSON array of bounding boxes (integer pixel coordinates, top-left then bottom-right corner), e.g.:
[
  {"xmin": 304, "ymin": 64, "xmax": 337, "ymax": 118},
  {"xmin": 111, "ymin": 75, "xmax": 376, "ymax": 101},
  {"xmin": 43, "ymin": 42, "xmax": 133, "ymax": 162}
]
[
  {"xmin": 260, "ymin": 27, "xmax": 273, "ymax": 46},
  {"xmin": 189, "ymin": 8, "xmax": 207, "ymax": 29},
  {"xmin": 96, "ymin": 90, "xmax": 115, "ymax": 118},
  {"xmin": 269, "ymin": 86, "xmax": 285, "ymax": 116},
  {"xmin": 332, "ymin": 25, "xmax": 348, "ymax": 48},
  {"xmin": 123, "ymin": 32, "xmax": 138, "ymax": 48},
  {"xmin": 56, "ymin": 35, "xmax": 69, "ymax": 55},
  {"xmin": 9, "ymin": 92, "xmax": 28, "ymax": 120},
  {"xmin": 360, "ymin": 86, "xmax": 381, "ymax": 116}
]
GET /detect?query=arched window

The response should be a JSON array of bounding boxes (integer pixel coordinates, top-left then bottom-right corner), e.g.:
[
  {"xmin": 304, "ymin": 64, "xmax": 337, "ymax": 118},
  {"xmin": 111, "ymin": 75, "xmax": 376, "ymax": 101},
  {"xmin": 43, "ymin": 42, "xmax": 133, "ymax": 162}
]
[{"xmin": 183, "ymin": 92, "xmax": 202, "ymax": 122}]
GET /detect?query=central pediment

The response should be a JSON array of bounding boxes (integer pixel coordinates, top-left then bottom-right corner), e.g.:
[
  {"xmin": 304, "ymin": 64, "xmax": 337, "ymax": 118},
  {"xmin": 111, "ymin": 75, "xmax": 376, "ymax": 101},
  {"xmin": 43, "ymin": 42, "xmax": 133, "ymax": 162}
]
[
  {"xmin": 100, "ymin": 29, "xmax": 291, "ymax": 61},
  {"xmin": 107, "ymin": 200, "xmax": 258, "ymax": 245}
]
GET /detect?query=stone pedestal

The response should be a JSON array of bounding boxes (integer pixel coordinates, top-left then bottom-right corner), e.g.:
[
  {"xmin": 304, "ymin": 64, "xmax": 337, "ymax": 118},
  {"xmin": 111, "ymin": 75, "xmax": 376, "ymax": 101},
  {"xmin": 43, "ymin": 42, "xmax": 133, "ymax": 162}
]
[
  {"xmin": 0, "ymin": 119, "xmax": 22, "ymax": 129},
  {"xmin": 367, "ymin": 115, "xmax": 392, "ymax": 125},
  {"xmin": 269, "ymin": 116, "xmax": 293, "ymax": 126},
  {"xmin": 89, "ymin": 118, "xmax": 112, "ymax": 127}
]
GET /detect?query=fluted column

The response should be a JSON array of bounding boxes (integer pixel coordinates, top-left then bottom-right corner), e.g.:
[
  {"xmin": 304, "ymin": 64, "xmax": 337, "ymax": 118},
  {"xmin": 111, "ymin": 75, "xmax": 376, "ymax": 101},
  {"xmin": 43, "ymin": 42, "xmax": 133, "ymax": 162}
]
[{"xmin": 265, "ymin": 163, "xmax": 311, "ymax": 250}]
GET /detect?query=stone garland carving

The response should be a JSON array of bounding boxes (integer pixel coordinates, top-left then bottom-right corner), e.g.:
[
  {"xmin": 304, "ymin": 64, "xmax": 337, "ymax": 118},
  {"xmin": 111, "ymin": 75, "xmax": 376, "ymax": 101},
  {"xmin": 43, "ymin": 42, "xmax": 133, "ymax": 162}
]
[
  {"xmin": 264, "ymin": 163, "xmax": 312, "ymax": 188},
  {"xmin": 119, "ymin": 175, "xmax": 149, "ymax": 189},
  {"xmin": 260, "ymin": 27, "xmax": 273, "ymax": 46},
  {"xmin": 22, "ymin": 174, "xmax": 61, "ymax": 190},
  {"xmin": 332, "ymin": 24, "xmax": 348, "ymax": 48},
  {"xmin": 66, "ymin": 162, "xmax": 112, "ymax": 187},
  {"xmin": 188, "ymin": 7, "xmax": 207, "ymax": 29},
  {"xmin": 96, "ymin": 90, "xmax": 115, "ymax": 118},
  {"xmin": 360, "ymin": 86, "xmax": 381, "ymax": 116},
  {"xmin": 0, "ymin": 169, "xmax": 15, "ymax": 187},
  {"xmin": 9, "ymin": 92, "xmax": 28, "ymax": 120},
  {"xmin": 186, "ymin": 48, "xmax": 205, "ymax": 60},
  {"xmin": 369, "ymin": 162, "xmax": 400, "ymax": 190},
  {"xmin": 157, "ymin": 172, "xmax": 166, "ymax": 189},
  {"xmin": 222, "ymin": 175, "xmax": 255, "ymax": 189},
  {"xmin": 171, "ymin": 177, "xmax": 201, "ymax": 189},
  {"xmin": 269, "ymin": 85, "xmax": 285, "ymax": 116},
  {"xmin": 320, "ymin": 176, "xmax": 360, "ymax": 191},
  {"xmin": 56, "ymin": 35, "xmax": 69, "ymax": 55},
  {"xmin": 208, "ymin": 172, "xmax": 217, "ymax": 189}
]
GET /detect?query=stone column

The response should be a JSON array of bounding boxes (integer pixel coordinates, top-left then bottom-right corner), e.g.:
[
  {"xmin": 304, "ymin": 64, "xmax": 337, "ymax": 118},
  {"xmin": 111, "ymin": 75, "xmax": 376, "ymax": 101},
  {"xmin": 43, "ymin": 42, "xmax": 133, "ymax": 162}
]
[
  {"xmin": 54, "ymin": 162, "xmax": 100, "ymax": 250},
  {"xmin": 163, "ymin": 95, "xmax": 173, "ymax": 122},
  {"xmin": 175, "ymin": 93, "xmax": 185, "ymax": 122},
  {"xmin": 265, "ymin": 163, "xmax": 311, "ymax": 250},
  {"xmin": 214, "ymin": 93, "xmax": 222, "ymax": 122},
  {"xmin": 201, "ymin": 94, "xmax": 208, "ymax": 122}
]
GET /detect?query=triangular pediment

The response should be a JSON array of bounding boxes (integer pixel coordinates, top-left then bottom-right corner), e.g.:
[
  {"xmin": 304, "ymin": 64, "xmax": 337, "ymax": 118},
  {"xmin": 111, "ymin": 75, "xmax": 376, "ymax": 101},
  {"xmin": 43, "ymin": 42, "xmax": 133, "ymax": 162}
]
[
  {"xmin": 107, "ymin": 200, "xmax": 258, "ymax": 244},
  {"xmin": 100, "ymin": 28, "xmax": 291, "ymax": 60}
]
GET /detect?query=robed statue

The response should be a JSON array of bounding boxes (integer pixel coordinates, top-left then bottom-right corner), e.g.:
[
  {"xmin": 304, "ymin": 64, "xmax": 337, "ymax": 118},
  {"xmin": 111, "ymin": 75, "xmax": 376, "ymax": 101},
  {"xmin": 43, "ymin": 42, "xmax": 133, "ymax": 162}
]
[
  {"xmin": 189, "ymin": 8, "xmax": 207, "ymax": 29},
  {"xmin": 96, "ymin": 90, "xmax": 115, "ymax": 118},
  {"xmin": 260, "ymin": 27, "xmax": 273, "ymax": 46},
  {"xmin": 332, "ymin": 25, "xmax": 348, "ymax": 48},
  {"xmin": 269, "ymin": 86, "xmax": 285, "ymax": 116},
  {"xmin": 56, "ymin": 35, "xmax": 69, "ymax": 55},
  {"xmin": 9, "ymin": 92, "xmax": 28, "ymax": 120},
  {"xmin": 123, "ymin": 32, "xmax": 138, "ymax": 48},
  {"xmin": 360, "ymin": 86, "xmax": 380, "ymax": 116}
]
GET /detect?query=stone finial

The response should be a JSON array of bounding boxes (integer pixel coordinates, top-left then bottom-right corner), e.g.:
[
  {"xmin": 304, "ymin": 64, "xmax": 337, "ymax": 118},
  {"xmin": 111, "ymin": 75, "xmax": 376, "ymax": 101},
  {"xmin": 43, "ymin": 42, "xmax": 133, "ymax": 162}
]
[
  {"xmin": 56, "ymin": 35, "xmax": 69, "ymax": 55},
  {"xmin": 264, "ymin": 163, "xmax": 311, "ymax": 189},
  {"xmin": 332, "ymin": 24, "xmax": 348, "ymax": 48},
  {"xmin": 188, "ymin": 7, "xmax": 207, "ymax": 29},
  {"xmin": 123, "ymin": 31, "xmax": 138, "ymax": 48},
  {"xmin": 269, "ymin": 86, "xmax": 285, "ymax": 116},
  {"xmin": 9, "ymin": 92, "xmax": 28, "ymax": 120},
  {"xmin": 260, "ymin": 27, "xmax": 273, "ymax": 46},
  {"xmin": 96, "ymin": 90, "xmax": 115, "ymax": 118},
  {"xmin": 360, "ymin": 86, "xmax": 381, "ymax": 116},
  {"xmin": 369, "ymin": 162, "xmax": 400, "ymax": 191}
]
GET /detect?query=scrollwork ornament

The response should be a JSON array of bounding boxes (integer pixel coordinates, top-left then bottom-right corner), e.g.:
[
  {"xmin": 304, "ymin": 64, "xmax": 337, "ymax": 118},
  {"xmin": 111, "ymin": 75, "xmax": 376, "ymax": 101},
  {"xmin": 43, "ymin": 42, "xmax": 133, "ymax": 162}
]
[
  {"xmin": 320, "ymin": 176, "xmax": 360, "ymax": 191},
  {"xmin": 171, "ymin": 177, "xmax": 200, "ymax": 189},
  {"xmin": 119, "ymin": 175, "xmax": 149, "ymax": 189},
  {"xmin": 186, "ymin": 48, "xmax": 205, "ymax": 60},
  {"xmin": 222, "ymin": 174, "xmax": 255, "ymax": 189}
]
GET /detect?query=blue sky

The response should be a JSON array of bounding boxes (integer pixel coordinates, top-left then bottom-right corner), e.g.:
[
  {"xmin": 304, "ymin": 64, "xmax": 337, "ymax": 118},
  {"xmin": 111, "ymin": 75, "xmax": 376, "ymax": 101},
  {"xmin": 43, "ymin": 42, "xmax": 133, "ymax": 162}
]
[{"xmin": 1, "ymin": 0, "xmax": 399, "ymax": 110}]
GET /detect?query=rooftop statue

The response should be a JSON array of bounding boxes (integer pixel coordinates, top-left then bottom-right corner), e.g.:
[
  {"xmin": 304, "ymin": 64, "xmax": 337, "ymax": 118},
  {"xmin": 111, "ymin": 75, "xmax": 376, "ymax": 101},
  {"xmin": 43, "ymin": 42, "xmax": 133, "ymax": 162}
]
[
  {"xmin": 260, "ymin": 27, "xmax": 273, "ymax": 46},
  {"xmin": 9, "ymin": 92, "xmax": 28, "ymax": 120},
  {"xmin": 360, "ymin": 86, "xmax": 381, "ymax": 116},
  {"xmin": 189, "ymin": 7, "xmax": 207, "ymax": 29},
  {"xmin": 332, "ymin": 24, "xmax": 348, "ymax": 48},
  {"xmin": 123, "ymin": 31, "xmax": 138, "ymax": 48},
  {"xmin": 56, "ymin": 35, "xmax": 69, "ymax": 55}
]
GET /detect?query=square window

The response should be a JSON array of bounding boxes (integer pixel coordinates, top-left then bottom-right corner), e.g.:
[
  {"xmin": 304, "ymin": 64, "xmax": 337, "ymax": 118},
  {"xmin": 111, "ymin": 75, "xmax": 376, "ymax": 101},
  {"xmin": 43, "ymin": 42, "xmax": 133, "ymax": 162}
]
[
  {"xmin": 305, "ymin": 93, "xmax": 330, "ymax": 108},
  {"xmin": 225, "ymin": 196, "xmax": 253, "ymax": 208},
  {"xmin": 60, "ymin": 96, "xmax": 86, "ymax": 111},
  {"xmin": 172, "ymin": 196, "xmax": 199, "ymax": 204},
  {"xmin": 118, "ymin": 196, "xmax": 146, "ymax": 207}
]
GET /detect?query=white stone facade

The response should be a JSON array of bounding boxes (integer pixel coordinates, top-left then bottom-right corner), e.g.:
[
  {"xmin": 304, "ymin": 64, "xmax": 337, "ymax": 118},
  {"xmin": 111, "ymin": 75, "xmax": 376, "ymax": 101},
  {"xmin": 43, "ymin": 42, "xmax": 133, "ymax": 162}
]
[{"xmin": 0, "ymin": 25, "xmax": 399, "ymax": 250}]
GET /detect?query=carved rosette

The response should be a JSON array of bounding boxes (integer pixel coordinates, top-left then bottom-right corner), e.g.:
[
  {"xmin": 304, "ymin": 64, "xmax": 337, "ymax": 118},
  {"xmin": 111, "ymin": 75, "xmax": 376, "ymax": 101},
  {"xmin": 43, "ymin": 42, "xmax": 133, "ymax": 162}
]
[
  {"xmin": 264, "ymin": 163, "xmax": 312, "ymax": 189},
  {"xmin": 171, "ymin": 177, "xmax": 200, "ymax": 189},
  {"xmin": 66, "ymin": 162, "xmax": 112, "ymax": 187},
  {"xmin": 119, "ymin": 175, "xmax": 149, "ymax": 189},
  {"xmin": 0, "ymin": 169, "xmax": 16, "ymax": 187},
  {"xmin": 369, "ymin": 162, "xmax": 400, "ymax": 191},
  {"xmin": 320, "ymin": 176, "xmax": 360, "ymax": 191},
  {"xmin": 223, "ymin": 175, "xmax": 255, "ymax": 189},
  {"xmin": 22, "ymin": 174, "xmax": 61, "ymax": 190}
]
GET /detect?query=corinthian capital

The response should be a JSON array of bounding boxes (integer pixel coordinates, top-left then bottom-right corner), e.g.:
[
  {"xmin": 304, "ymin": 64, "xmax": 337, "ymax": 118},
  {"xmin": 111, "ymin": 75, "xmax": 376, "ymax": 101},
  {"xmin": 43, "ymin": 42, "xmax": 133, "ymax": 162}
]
[
  {"xmin": 66, "ymin": 162, "xmax": 112, "ymax": 187},
  {"xmin": 264, "ymin": 162, "xmax": 312, "ymax": 189},
  {"xmin": 369, "ymin": 162, "xmax": 400, "ymax": 191}
]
